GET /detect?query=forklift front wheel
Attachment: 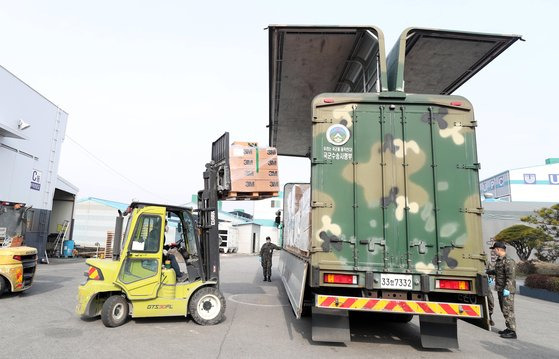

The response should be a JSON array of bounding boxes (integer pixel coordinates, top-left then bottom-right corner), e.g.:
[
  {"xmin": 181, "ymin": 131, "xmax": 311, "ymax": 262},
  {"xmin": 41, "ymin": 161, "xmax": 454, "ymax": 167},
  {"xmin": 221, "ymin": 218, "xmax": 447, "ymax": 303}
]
[
  {"xmin": 101, "ymin": 295, "xmax": 129, "ymax": 328},
  {"xmin": 189, "ymin": 287, "xmax": 226, "ymax": 325},
  {"xmin": 0, "ymin": 276, "xmax": 6, "ymax": 297}
]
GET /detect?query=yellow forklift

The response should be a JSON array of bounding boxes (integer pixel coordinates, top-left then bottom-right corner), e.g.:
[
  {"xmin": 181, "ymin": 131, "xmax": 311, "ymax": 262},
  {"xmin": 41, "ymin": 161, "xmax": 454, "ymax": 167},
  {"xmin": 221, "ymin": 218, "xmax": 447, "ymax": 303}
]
[
  {"xmin": 77, "ymin": 133, "xmax": 237, "ymax": 327},
  {"xmin": 0, "ymin": 202, "xmax": 38, "ymax": 298}
]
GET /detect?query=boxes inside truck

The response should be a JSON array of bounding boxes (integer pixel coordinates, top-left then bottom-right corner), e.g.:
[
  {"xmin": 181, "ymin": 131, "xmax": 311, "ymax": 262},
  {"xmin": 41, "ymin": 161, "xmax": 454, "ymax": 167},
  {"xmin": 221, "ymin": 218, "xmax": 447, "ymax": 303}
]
[{"xmin": 283, "ymin": 183, "xmax": 311, "ymax": 254}]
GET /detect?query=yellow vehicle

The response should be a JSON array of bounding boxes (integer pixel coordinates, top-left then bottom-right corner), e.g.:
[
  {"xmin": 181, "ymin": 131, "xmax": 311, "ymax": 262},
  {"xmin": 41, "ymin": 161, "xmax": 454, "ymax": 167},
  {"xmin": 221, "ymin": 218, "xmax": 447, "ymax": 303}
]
[
  {"xmin": 0, "ymin": 246, "xmax": 38, "ymax": 297},
  {"xmin": 77, "ymin": 201, "xmax": 226, "ymax": 327}
]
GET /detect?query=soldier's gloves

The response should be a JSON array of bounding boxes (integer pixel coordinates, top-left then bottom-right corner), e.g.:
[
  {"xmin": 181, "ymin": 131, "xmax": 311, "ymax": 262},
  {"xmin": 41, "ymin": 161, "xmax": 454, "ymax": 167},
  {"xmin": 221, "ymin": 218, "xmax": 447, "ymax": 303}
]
[{"xmin": 503, "ymin": 289, "xmax": 510, "ymax": 297}]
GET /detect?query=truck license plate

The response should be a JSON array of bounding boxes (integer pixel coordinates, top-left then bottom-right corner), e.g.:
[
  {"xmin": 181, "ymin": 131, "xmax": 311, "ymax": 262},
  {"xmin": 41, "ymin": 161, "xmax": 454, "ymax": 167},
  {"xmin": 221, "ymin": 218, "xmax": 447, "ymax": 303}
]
[{"xmin": 380, "ymin": 274, "xmax": 413, "ymax": 290}]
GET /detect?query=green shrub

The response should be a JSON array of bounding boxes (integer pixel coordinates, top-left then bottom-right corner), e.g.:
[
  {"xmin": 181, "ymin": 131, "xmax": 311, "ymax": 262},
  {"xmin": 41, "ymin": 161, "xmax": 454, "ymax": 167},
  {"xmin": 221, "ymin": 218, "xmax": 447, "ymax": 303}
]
[
  {"xmin": 549, "ymin": 277, "xmax": 559, "ymax": 292},
  {"xmin": 516, "ymin": 261, "xmax": 536, "ymax": 275},
  {"xmin": 533, "ymin": 261, "xmax": 559, "ymax": 275},
  {"xmin": 525, "ymin": 274, "xmax": 559, "ymax": 293}
]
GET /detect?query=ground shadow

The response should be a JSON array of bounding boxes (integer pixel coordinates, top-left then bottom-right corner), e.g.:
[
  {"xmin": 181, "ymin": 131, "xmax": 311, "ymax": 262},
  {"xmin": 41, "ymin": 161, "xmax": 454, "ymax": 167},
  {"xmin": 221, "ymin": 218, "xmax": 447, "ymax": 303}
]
[
  {"xmin": 480, "ymin": 339, "xmax": 559, "ymax": 358},
  {"xmin": 20, "ymin": 274, "xmax": 67, "ymax": 296},
  {"xmin": 349, "ymin": 313, "xmax": 451, "ymax": 352}
]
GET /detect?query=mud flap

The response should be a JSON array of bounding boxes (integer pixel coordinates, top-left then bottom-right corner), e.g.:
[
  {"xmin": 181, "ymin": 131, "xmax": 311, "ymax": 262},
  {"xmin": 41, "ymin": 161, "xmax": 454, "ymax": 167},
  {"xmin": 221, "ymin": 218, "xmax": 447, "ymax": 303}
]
[
  {"xmin": 419, "ymin": 316, "xmax": 458, "ymax": 349},
  {"xmin": 311, "ymin": 307, "xmax": 350, "ymax": 343}
]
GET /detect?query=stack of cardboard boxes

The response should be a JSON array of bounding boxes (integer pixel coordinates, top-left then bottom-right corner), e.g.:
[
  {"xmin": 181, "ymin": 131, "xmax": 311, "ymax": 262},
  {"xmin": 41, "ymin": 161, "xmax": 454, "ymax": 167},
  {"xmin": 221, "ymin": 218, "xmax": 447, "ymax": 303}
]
[
  {"xmin": 228, "ymin": 142, "xmax": 279, "ymax": 195},
  {"xmin": 283, "ymin": 183, "xmax": 311, "ymax": 253}
]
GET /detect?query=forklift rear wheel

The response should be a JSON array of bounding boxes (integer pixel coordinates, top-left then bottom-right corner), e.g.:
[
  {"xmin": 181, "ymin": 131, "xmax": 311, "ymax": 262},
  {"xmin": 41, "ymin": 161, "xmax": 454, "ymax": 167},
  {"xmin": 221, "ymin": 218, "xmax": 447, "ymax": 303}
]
[
  {"xmin": 101, "ymin": 295, "xmax": 129, "ymax": 327},
  {"xmin": 189, "ymin": 287, "xmax": 226, "ymax": 325}
]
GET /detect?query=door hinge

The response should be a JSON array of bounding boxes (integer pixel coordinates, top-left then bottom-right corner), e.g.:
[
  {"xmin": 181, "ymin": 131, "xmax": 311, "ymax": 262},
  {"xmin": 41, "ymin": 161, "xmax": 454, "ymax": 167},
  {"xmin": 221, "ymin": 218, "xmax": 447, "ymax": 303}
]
[
  {"xmin": 312, "ymin": 117, "xmax": 332, "ymax": 124},
  {"xmin": 463, "ymin": 253, "xmax": 487, "ymax": 260},
  {"xmin": 312, "ymin": 201, "xmax": 332, "ymax": 208},
  {"xmin": 311, "ymin": 158, "xmax": 332, "ymax": 165},
  {"xmin": 359, "ymin": 238, "xmax": 386, "ymax": 253},
  {"xmin": 460, "ymin": 207, "xmax": 484, "ymax": 215},
  {"xmin": 453, "ymin": 121, "xmax": 477, "ymax": 128},
  {"xmin": 409, "ymin": 239, "xmax": 433, "ymax": 254},
  {"xmin": 457, "ymin": 163, "xmax": 481, "ymax": 170}
]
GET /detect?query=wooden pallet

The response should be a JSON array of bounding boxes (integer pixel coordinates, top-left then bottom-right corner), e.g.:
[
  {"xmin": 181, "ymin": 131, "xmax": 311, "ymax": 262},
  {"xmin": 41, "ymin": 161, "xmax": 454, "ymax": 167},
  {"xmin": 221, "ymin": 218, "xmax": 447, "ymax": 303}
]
[
  {"xmin": 224, "ymin": 191, "xmax": 279, "ymax": 200},
  {"xmin": 104, "ymin": 231, "xmax": 114, "ymax": 259}
]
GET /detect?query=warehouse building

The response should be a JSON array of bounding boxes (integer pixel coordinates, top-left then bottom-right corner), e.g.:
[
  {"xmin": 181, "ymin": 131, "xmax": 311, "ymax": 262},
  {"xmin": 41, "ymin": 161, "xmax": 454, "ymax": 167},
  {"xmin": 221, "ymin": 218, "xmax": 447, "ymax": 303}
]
[
  {"xmin": 480, "ymin": 159, "xmax": 559, "ymax": 261},
  {"xmin": 0, "ymin": 65, "xmax": 77, "ymax": 260},
  {"xmin": 480, "ymin": 158, "xmax": 559, "ymax": 202}
]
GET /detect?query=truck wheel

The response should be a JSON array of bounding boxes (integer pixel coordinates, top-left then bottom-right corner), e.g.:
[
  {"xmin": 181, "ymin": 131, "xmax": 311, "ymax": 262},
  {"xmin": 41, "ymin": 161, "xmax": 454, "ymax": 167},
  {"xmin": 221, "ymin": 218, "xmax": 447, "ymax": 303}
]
[
  {"xmin": 101, "ymin": 295, "xmax": 129, "ymax": 327},
  {"xmin": 0, "ymin": 276, "xmax": 6, "ymax": 297},
  {"xmin": 189, "ymin": 287, "xmax": 226, "ymax": 325}
]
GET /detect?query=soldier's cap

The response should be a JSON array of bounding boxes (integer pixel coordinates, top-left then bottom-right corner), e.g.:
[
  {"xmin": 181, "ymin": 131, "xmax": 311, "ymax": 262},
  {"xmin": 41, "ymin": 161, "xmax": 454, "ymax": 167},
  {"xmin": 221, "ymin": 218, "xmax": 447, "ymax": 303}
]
[
  {"xmin": 266, "ymin": 236, "xmax": 271, "ymax": 240},
  {"xmin": 490, "ymin": 241, "xmax": 506, "ymax": 249}
]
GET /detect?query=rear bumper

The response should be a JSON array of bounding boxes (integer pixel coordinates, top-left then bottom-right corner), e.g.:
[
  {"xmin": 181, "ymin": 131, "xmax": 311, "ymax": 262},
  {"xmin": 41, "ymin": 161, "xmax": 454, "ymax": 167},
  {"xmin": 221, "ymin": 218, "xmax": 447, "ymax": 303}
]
[
  {"xmin": 316, "ymin": 294, "xmax": 483, "ymax": 319},
  {"xmin": 0, "ymin": 263, "xmax": 35, "ymax": 292}
]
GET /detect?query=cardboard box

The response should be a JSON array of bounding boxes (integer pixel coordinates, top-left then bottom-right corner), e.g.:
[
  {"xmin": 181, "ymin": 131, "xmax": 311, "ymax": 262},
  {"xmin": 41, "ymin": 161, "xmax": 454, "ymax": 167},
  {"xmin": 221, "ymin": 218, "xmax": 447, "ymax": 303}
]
[
  {"xmin": 228, "ymin": 143, "xmax": 278, "ymax": 193},
  {"xmin": 231, "ymin": 178, "xmax": 279, "ymax": 193}
]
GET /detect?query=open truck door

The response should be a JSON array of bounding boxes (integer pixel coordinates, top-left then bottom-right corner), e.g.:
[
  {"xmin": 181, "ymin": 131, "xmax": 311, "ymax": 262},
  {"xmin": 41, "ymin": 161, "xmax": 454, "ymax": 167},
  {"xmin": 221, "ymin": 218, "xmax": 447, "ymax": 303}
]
[
  {"xmin": 386, "ymin": 27, "xmax": 522, "ymax": 94},
  {"xmin": 268, "ymin": 25, "xmax": 388, "ymax": 157}
]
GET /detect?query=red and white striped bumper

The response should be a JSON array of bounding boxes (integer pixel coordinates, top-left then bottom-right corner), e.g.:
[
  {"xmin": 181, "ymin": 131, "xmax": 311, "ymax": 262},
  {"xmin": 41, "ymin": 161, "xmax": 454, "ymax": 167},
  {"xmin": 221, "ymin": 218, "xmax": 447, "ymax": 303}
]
[{"xmin": 316, "ymin": 295, "xmax": 482, "ymax": 318}]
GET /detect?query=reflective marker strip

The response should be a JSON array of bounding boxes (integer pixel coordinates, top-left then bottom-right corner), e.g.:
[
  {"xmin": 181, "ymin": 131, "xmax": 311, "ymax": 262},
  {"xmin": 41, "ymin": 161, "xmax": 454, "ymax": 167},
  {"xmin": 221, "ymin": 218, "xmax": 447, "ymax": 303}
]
[{"xmin": 316, "ymin": 295, "xmax": 482, "ymax": 318}]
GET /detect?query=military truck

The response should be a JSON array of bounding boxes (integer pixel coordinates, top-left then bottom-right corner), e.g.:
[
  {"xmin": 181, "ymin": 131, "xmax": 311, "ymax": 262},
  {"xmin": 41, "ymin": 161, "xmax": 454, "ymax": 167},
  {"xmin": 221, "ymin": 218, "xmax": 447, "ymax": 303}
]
[{"xmin": 269, "ymin": 26, "xmax": 521, "ymax": 348}]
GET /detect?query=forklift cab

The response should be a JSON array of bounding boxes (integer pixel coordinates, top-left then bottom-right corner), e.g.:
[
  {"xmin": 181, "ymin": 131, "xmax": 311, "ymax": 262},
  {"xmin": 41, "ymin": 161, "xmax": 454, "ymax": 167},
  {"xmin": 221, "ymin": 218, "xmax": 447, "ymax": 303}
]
[
  {"xmin": 115, "ymin": 204, "xmax": 203, "ymax": 297},
  {"xmin": 77, "ymin": 202, "xmax": 225, "ymax": 327}
]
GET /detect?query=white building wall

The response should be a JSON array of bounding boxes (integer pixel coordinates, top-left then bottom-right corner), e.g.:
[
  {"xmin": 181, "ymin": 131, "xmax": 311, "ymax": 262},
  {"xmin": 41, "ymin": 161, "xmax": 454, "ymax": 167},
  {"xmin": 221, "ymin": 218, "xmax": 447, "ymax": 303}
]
[
  {"xmin": 0, "ymin": 65, "xmax": 68, "ymax": 210},
  {"xmin": 252, "ymin": 195, "xmax": 282, "ymax": 222},
  {"xmin": 73, "ymin": 201, "xmax": 119, "ymax": 246},
  {"xmin": 259, "ymin": 226, "xmax": 280, "ymax": 246},
  {"xmin": 508, "ymin": 164, "xmax": 559, "ymax": 202},
  {"xmin": 235, "ymin": 224, "xmax": 261, "ymax": 254}
]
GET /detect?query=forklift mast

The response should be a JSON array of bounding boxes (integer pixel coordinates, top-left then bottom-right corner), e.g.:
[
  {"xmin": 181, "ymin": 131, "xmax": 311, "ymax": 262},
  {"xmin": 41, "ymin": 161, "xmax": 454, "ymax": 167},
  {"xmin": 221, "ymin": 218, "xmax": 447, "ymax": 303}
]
[{"xmin": 197, "ymin": 132, "xmax": 230, "ymax": 284}]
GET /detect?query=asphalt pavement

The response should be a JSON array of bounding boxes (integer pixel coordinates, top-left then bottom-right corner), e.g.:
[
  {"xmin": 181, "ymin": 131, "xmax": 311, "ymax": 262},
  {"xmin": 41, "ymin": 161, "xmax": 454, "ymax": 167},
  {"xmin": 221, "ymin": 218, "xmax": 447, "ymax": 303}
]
[{"xmin": 1, "ymin": 254, "xmax": 558, "ymax": 358}]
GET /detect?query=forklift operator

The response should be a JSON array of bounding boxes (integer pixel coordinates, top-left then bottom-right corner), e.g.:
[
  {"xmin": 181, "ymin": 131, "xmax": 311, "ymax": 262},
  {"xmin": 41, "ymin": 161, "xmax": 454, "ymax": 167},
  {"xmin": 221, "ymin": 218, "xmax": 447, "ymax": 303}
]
[
  {"xmin": 162, "ymin": 222, "xmax": 185, "ymax": 281},
  {"xmin": 146, "ymin": 220, "xmax": 183, "ymax": 280}
]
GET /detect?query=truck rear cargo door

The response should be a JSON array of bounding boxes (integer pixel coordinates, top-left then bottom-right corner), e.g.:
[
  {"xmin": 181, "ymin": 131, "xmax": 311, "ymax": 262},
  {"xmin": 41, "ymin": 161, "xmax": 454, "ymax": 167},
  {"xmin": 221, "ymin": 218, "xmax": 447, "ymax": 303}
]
[{"xmin": 312, "ymin": 94, "xmax": 485, "ymax": 275}]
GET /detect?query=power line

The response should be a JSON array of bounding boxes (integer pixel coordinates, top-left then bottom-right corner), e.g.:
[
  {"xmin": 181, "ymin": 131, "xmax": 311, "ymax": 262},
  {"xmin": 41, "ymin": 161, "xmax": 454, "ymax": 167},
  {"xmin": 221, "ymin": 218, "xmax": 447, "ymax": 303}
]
[{"xmin": 65, "ymin": 134, "xmax": 172, "ymax": 203}]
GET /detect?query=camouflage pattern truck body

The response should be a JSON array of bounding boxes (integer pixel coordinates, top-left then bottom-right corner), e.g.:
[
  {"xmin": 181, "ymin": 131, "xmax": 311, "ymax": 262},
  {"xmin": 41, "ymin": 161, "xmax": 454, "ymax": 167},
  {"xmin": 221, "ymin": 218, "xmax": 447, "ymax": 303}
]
[{"xmin": 269, "ymin": 26, "xmax": 521, "ymax": 347}]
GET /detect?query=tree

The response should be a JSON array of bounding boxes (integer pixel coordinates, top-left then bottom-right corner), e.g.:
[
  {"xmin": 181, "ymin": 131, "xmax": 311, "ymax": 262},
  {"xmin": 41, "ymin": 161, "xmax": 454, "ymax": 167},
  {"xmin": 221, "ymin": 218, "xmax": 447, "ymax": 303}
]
[
  {"xmin": 521, "ymin": 204, "xmax": 559, "ymax": 262},
  {"xmin": 494, "ymin": 225, "xmax": 551, "ymax": 261}
]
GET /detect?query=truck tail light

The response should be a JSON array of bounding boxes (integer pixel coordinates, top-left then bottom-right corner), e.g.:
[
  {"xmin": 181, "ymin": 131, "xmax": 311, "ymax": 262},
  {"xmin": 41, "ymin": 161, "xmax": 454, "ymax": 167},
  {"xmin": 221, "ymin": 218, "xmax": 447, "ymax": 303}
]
[
  {"xmin": 86, "ymin": 266, "xmax": 103, "ymax": 280},
  {"xmin": 13, "ymin": 255, "xmax": 22, "ymax": 261},
  {"xmin": 324, "ymin": 273, "xmax": 357, "ymax": 285},
  {"xmin": 436, "ymin": 279, "xmax": 470, "ymax": 291}
]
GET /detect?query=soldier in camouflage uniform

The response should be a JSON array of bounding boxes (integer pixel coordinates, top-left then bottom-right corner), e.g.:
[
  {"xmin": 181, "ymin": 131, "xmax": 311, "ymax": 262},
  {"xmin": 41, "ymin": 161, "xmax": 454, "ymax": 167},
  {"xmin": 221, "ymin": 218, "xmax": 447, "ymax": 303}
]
[
  {"xmin": 486, "ymin": 262, "xmax": 495, "ymax": 327},
  {"xmin": 486, "ymin": 241, "xmax": 517, "ymax": 339},
  {"xmin": 260, "ymin": 236, "xmax": 282, "ymax": 282}
]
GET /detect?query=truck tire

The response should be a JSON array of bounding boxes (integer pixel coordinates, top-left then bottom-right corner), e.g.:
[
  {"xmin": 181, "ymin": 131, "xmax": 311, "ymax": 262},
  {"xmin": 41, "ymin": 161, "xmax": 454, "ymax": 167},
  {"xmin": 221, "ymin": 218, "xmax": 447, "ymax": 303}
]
[
  {"xmin": 189, "ymin": 286, "xmax": 226, "ymax": 325},
  {"xmin": 0, "ymin": 276, "xmax": 6, "ymax": 297},
  {"xmin": 101, "ymin": 295, "xmax": 129, "ymax": 327}
]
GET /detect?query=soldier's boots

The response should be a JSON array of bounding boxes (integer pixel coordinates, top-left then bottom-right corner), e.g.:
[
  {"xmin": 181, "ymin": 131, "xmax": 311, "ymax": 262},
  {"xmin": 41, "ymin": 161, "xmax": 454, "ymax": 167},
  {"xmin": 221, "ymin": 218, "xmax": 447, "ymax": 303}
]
[
  {"xmin": 498, "ymin": 328, "xmax": 510, "ymax": 335},
  {"xmin": 500, "ymin": 330, "xmax": 517, "ymax": 339},
  {"xmin": 490, "ymin": 319, "xmax": 495, "ymax": 326},
  {"xmin": 267, "ymin": 277, "xmax": 272, "ymax": 282},
  {"xmin": 263, "ymin": 276, "xmax": 268, "ymax": 282}
]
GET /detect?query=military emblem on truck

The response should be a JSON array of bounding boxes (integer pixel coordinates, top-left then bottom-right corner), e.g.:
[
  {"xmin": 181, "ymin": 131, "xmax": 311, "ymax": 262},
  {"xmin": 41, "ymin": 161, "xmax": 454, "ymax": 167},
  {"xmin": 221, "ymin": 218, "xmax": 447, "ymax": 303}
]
[{"xmin": 326, "ymin": 124, "xmax": 350, "ymax": 146}]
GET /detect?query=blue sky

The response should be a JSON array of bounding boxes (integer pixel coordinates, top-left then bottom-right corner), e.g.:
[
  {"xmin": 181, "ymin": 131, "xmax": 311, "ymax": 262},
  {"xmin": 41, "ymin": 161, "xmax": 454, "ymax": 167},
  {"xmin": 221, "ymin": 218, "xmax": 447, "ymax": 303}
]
[{"xmin": 0, "ymin": 0, "xmax": 556, "ymax": 207}]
